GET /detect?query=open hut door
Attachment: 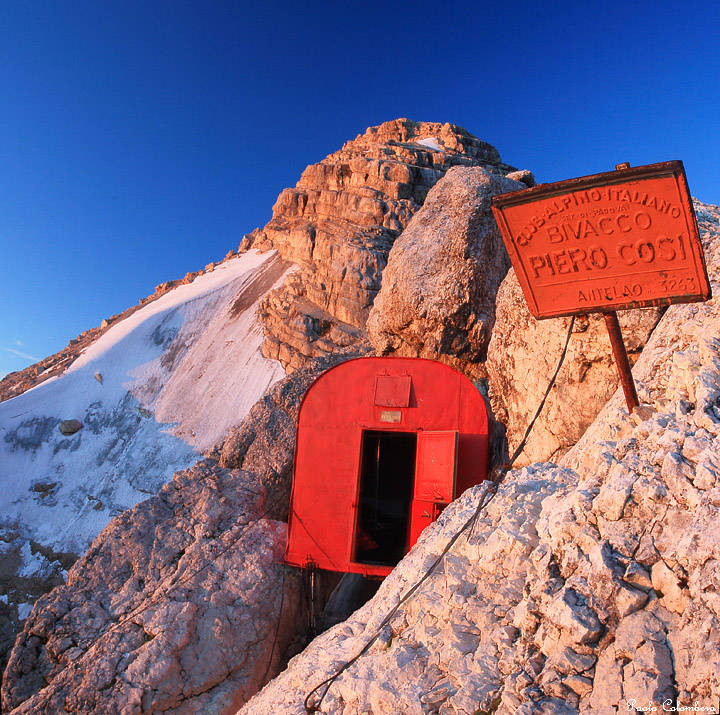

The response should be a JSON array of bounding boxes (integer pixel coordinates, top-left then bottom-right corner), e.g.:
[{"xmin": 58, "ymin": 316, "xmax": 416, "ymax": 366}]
[{"xmin": 409, "ymin": 431, "xmax": 458, "ymax": 544}]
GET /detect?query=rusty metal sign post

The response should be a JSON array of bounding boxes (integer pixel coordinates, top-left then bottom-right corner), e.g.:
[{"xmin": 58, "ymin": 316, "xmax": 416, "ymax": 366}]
[{"xmin": 491, "ymin": 160, "xmax": 711, "ymax": 413}]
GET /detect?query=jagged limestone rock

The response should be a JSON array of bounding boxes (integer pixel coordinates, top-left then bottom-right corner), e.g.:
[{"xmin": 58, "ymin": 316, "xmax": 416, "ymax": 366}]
[
  {"xmin": 241, "ymin": 201, "xmax": 720, "ymax": 714},
  {"xmin": 367, "ymin": 166, "xmax": 523, "ymax": 380},
  {"xmin": 245, "ymin": 118, "xmax": 517, "ymax": 371},
  {"xmin": 2, "ymin": 461, "xmax": 303, "ymax": 714}
]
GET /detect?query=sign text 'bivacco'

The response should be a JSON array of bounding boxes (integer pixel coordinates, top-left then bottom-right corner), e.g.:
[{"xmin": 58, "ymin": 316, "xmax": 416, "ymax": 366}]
[{"xmin": 491, "ymin": 161, "xmax": 710, "ymax": 319}]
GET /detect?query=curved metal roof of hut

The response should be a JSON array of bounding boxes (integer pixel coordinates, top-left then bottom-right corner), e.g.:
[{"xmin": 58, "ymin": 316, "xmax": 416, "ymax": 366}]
[{"xmin": 285, "ymin": 356, "xmax": 489, "ymax": 577}]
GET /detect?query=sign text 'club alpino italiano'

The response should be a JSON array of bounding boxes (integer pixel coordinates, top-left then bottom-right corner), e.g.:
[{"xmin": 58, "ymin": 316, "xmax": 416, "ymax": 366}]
[{"xmin": 491, "ymin": 161, "xmax": 711, "ymax": 319}]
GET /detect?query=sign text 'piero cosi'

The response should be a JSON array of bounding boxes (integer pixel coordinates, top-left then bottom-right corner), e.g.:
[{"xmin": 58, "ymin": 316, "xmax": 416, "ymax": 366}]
[
  {"xmin": 491, "ymin": 161, "xmax": 711, "ymax": 413},
  {"xmin": 491, "ymin": 161, "xmax": 710, "ymax": 319}
]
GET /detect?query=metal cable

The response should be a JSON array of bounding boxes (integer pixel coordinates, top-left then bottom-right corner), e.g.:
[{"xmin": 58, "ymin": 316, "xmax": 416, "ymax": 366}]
[{"xmin": 304, "ymin": 315, "xmax": 576, "ymax": 712}]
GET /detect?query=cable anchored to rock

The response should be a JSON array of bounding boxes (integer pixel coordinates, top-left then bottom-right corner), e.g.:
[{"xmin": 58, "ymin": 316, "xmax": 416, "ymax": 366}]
[{"xmin": 303, "ymin": 315, "xmax": 576, "ymax": 713}]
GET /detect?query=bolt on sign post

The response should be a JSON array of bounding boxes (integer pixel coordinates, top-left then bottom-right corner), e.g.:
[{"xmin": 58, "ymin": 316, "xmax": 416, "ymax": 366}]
[{"xmin": 491, "ymin": 160, "xmax": 711, "ymax": 413}]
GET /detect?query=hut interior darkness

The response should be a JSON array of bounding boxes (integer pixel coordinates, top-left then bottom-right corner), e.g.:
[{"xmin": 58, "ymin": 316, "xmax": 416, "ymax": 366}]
[{"xmin": 285, "ymin": 357, "xmax": 490, "ymax": 578}]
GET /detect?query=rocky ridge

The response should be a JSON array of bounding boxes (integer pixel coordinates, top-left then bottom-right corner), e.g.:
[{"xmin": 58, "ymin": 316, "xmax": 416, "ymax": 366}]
[
  {"xmin": 241, "ymin": 201, "xmax": 720, "ymax": 713},
  {"xmin": 243, "ymin": 119, "xmax": 518, "ymax": 371},
  {"xmin": 1, "ymin": 120, "xmax": 517, "ymax": 396},
  {"xmin": 367, "ymin": 165, "xmax": 525, "ymax": 379}
]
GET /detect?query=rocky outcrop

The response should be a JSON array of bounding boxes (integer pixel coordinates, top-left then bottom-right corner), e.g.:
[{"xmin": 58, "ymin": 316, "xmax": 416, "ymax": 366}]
[
  {"xmin": 243, "ymin": 119, "xmax": 517, "ymax": 371},
  {"xmin": 1, "ymin": 460, "xmax": 302, "ymax": 714},
  {"xmin": 2, "ymin": 351, "xmax": 364, "ymax": 713},
  {"xmin": 244, "ymin": 472, "xmax": 580, "ymax": 715},
  {"xmin": 367, "ymin": 166, "xmax": 527, "ymax": 379},
  {"xmin": 486, "ymin": 270, "xmax": 663, "ymax": 466},
  {"xmin": 242, "ymin": 202, "xmax": 720, "ymax": 713},
  {"xmin": 58, "ymin": 419, "xmax": 82, "ymax": 435}
]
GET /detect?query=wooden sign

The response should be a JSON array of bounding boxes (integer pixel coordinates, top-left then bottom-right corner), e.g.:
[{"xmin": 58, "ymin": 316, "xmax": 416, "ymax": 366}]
[{"xmin": 491, "ymin": 161, "xmax": 711, "ymax": 319}]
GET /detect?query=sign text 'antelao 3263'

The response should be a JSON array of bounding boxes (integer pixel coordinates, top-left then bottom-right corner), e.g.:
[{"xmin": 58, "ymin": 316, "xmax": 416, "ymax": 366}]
[
  {"xmin": 491, "ymin": 161, "xmax": 712, "ymax": 412},
  {"xmin": 491, "ymin": 161, "xmax": 710, "ymax": 318}
]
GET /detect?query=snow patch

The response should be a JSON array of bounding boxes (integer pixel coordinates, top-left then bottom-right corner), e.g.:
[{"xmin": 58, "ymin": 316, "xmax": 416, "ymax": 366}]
[
  {"xmin": 16, "ymin": 541, "xmax": 54, "ymax": 579},
  {"xmin": 0, "ymin": 250, "xmax": 289, "ymax": 556},
  {"xmin": 415, "ymin": 137, "xmax": 443, "ymax": 151},
  {"xmin": 16, "ymin": 603, "xmax": 32, "ymax": 621}
]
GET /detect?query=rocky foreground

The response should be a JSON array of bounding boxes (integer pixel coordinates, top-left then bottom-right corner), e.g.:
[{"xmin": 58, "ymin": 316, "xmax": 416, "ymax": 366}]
[
  {"xmin": 242, "ymin": 202, "xmax": 720, "ymax": 712},
  {"xmin": 1, "ymin": 118, "xmax": 718, "ymax": 713}
]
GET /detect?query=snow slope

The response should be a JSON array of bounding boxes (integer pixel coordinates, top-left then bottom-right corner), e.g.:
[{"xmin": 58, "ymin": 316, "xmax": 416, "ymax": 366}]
[{"xmin": 0, "ymin": 249, "xmax": 288, "ymax": 567}]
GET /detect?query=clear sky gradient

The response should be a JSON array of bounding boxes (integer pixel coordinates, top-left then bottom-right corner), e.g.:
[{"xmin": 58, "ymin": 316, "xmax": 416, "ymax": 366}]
[{"xmin": 1, "ymin": 0, "xmax": 719, "ymax": 378}]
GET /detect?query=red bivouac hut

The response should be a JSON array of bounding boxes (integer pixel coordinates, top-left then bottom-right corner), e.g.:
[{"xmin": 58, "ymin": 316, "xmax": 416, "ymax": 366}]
[{"xmin": 284, "ymin": 357, "xmax": 490, "ymax": 577}]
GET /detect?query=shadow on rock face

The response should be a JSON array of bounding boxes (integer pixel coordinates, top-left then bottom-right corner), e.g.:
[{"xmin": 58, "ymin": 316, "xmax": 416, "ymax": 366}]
[{"xmin": 1, "ymin": 351, "xmax": 367, "ymax": 714}]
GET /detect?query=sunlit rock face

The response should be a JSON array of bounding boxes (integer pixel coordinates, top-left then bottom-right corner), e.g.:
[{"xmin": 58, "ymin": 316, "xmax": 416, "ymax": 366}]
[
  {"xmin": 244, "ymin": 118, "xmax": 517, "ymax": 371},
  {"xmin": 1, "ymin": 461, "xmax": 301, "ymax": 714},
  {"xmin": 486, "ymin": 268, "xmax": 663, "ymax": 467},
  {"xmin": 367, "ymin": 165, "xmax": 526, "ymax": 380},
  {"xmin": 242, "ymin": 202, "xmax": 720, "ymax": 714}
]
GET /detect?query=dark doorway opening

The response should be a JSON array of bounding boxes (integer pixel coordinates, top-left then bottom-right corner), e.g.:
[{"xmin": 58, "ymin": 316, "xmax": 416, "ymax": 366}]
[{"xmin": 353, "ymin": 430, "xmax": 416, "ymax": 566}]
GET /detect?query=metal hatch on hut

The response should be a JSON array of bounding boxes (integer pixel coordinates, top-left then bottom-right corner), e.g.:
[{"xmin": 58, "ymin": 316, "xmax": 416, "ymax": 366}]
[{"xmin": 284, "ymin": 356, "xmax": 490, "ymax": 578}]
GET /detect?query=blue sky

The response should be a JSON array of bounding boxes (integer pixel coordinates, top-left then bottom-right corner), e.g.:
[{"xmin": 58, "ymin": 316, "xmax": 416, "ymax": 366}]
[{"xmin": 1, "ymin": 0, "xmax": 719, "ymax": 378}]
